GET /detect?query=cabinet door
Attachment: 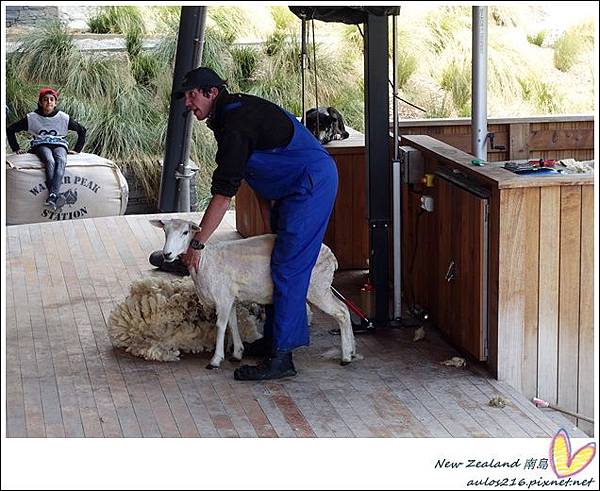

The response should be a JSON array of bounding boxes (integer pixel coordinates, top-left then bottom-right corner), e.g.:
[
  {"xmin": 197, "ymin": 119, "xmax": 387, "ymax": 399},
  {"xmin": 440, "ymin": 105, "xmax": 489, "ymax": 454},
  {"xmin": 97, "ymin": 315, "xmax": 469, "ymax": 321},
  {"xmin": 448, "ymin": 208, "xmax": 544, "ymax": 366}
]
[{"xmin": 436, "ymin": 175, "xmax": 488, "ymax": 361}]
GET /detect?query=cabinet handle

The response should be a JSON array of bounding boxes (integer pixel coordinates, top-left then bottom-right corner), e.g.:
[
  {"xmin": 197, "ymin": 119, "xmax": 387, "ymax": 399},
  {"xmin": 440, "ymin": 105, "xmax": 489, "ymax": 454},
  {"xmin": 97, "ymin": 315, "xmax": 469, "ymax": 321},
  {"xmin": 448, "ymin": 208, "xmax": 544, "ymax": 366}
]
[{"xmin": 445, "ymin": 260, "xmax": 456, "ymax": 282}]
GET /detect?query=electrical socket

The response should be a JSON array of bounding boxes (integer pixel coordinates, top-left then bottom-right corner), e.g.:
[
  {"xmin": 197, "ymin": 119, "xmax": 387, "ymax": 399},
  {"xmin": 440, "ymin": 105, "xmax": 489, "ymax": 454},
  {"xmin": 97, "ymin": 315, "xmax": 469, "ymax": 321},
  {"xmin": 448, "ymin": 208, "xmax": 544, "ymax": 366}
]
[{"xmin": 420, "ymin": 195, "xmax": 434, "ymax": 212}]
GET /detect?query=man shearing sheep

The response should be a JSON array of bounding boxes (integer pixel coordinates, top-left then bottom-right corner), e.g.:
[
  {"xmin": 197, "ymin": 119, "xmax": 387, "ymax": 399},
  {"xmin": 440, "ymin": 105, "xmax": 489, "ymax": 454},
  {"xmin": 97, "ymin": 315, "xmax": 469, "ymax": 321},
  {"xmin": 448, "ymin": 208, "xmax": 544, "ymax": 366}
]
[{"xmin": 151, "ymin": 67, "xmax": 338, "ymax": 380}]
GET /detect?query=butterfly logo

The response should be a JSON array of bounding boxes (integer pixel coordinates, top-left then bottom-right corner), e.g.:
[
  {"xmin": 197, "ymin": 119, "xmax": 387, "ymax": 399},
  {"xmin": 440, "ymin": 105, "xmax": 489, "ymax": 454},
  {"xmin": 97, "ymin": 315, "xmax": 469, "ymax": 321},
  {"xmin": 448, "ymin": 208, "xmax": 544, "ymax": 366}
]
[{"xmin": 550, "ymin": 428, "xmax": 596, "ymax": 478}]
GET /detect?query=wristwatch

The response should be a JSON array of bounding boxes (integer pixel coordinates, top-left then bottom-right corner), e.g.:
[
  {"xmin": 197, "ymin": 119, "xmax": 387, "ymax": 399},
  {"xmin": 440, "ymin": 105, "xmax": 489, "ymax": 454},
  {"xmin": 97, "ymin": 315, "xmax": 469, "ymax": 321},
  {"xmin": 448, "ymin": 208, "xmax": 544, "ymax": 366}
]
[{"xmin": 190, "ymin": 239, "xmax": 205, "ymax": 250}]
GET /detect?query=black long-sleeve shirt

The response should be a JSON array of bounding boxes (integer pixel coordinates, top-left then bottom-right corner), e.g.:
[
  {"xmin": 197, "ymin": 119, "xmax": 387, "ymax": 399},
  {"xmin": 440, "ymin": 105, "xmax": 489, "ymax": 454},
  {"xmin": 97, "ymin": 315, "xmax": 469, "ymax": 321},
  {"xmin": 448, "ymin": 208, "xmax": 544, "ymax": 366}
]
[
  {"xmin": 206, "ymin": 89, "xmax": 294, "ymax": 197},
  {"xmin": 6, "ymin": 108, "xmax": 87, "ymax": 153}
]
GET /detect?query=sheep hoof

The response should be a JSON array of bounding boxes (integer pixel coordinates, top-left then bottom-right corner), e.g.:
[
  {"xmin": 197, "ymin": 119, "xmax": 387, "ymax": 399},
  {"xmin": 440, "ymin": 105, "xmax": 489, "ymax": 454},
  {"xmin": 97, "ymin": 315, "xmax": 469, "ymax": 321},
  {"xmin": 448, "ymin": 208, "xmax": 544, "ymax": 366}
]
[
  {"xmin": 340, "ymin": 360, "xmax": 352, "ymax": 366},
  {"xmin": 228, "ymin": 356, "xmax": 242, "ymax": 363},
  {"xmin": 206, "ymin": 363, "xmax": 220, "ymax": 370}
]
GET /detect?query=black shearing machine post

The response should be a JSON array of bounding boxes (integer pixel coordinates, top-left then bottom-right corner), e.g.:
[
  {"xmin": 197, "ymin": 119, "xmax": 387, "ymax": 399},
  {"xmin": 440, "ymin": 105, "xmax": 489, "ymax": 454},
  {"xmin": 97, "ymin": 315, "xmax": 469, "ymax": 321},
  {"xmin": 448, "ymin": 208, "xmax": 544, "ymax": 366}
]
[{"xmin": 289, "ymin": 7, "xmax": 402, "ymax": 330}]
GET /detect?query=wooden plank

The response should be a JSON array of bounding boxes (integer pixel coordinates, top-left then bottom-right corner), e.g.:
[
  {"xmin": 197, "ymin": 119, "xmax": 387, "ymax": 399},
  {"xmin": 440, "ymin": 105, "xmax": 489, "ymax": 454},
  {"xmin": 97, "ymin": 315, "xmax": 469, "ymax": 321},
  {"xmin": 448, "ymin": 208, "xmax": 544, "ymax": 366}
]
[
  {"xmin": 320, "ymin": 387, "xmax": 372, "ymax": 437},
  {"xmin": 451, "ymin": 377, "xmax": 511, "ymax": 437},
  {"xmin": 187, "ymin": 366, "xmax": 240, "ymax": 438},
  {"xmin": 69, "ymin": 219, "xmax": 143, "ymax": 437},
  {"xmin": 528, "ymin": 128, "xmax": 594, "ymax": 151},
  {"xmin": 521, "ymin": 188, "xmax": 540, "ymax": 399},
  {"xmin": 265, "ymin": 383, "xmax": 316, "ymax": 438},
  {"xmin": 453, "ymin": 183, "xmax": 487, "ymax": 360},
  {"xmin": 537, "ymin": 187, "xmax": 561, "ymax": 404},
  {"xmin": 48, "ymin": 223, "xmax": 105, "ymax": 438},
  {"xmin": 15, "ymin": 227, "xmax": 47, "ymax": 438},
  {"xmin": 509, "ymin": 122, "xmax": 530, "ymax": 160},
  {"xmin": 577, "ymin": 185, "xmax": 594, "ymax": 435},
  {"xmin": 22, "ymin": 225, "xmax": 65, "ymax": 438},
  {"xmin": 557, "ymin": 186, "xmax": 581, "ymax": 422},
  {"xmin": 56, "ymin": 221, "xmax": 124, "ymax": 438},
  {"xmin": 251, "ymin": 383, "xmax": 296, "ymax": 437},
  {"xmin": 34, "ymin": 223, "xmax": 86, "ymax": 438},
  {"xmin": 466, "ymin": 374, "xmax": 531, "ymax": 437},
  {"xmin": 378, "ymin": 372, "xmax": 450, "ymax": 437},
  {"xmin": 487, "ymin": 188, "xmax": 501, "ymax": 377},
  {"xmin": 157, "ymin": 369, "xmax": 201, "ymax": 438},
  {"xmin": 5, "ymin": 230, "xmax": 27, "ymax": 437},
  {"xmin": 332, "ymin": 153, "xmax": 355, "ymax": 269},
  {"xmin": 138, "ymin": 369, "xmax": 181, "ymax": 438},
  {"xmin": 211, "ymin": 379, "xmax": 260, "ymax": 438},
  {"xmin": 283, "ymin": 383, "xmax": 336, "ymax": 437},
  {"xmin": 435, "ymin": 177, "xmax": 454, "ymax": 339},
  {"xmin": 496, "ymin": 189, "xmax": 526, "ymax": 390},
  {"xmin": 169, "ymin": 361, "xmax": 220, "ymax": 437},
  {"xmin": 228, "ymin": 377, "xmax": 278, "ymax": 438},
  {"xmin": 424, "ymin": 380, "xmax": 489, "ymax": 437}
]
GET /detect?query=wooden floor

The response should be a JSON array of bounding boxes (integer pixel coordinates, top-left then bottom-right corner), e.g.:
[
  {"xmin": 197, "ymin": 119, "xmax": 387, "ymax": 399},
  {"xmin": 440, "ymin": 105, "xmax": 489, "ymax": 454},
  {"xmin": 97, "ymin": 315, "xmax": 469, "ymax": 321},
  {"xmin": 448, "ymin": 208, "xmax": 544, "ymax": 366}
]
[{"xmin": 5, "ymin": 212, "xmax": 587, "ymax": 438}]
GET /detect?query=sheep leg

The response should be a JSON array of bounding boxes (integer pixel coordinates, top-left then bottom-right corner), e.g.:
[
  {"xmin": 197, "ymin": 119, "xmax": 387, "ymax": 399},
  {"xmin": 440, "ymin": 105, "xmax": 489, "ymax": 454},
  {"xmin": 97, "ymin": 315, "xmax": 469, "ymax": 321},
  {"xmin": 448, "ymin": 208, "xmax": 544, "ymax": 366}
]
[
  {"xmin": 307, "ymin": 290, "xmax": 356, "ymax": 365},
  {"xmin": 207, "ymin": 300, "xmax": 233, "ymax": 369},
  {"xmin": 227, "ymin": 305, "xmax": 244, "ymax": 362}
]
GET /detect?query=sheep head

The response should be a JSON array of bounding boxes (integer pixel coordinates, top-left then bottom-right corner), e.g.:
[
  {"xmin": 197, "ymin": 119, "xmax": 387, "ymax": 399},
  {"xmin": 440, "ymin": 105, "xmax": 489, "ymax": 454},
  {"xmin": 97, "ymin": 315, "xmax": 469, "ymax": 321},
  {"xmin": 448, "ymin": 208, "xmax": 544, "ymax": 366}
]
[{"xmin": 150, "ymin": 219, "xmax": 200, "ymax": 262}]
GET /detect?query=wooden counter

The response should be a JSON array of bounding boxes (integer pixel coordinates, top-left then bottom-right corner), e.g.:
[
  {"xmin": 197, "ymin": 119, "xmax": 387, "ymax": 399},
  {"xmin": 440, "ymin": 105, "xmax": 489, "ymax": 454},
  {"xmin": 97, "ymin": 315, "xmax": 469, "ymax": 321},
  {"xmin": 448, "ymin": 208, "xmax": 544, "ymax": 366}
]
[
  {"xmin": 235, "ymin": 126, "xmax": 368, "ymax": 269},
  {"xmin": 400, "ymin": 134, "xmax": 594, "ymax": 432}
]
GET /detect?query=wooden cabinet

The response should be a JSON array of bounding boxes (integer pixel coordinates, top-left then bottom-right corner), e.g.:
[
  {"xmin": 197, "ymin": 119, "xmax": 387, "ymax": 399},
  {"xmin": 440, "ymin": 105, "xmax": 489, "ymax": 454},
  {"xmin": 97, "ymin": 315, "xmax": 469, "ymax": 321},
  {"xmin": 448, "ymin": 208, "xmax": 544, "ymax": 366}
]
[{"xmin": 435, "ymin": 171, "xmax": 489, "ymax": 361}]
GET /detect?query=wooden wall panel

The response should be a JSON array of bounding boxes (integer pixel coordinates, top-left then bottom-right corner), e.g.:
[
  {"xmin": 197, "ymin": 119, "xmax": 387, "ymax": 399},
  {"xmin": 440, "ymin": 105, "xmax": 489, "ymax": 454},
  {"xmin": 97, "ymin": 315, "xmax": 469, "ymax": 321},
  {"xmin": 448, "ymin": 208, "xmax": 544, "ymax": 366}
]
[
  {"xmin": 497, "ymin": 189, "xmax": 526, "ymax": 388},
  {"xmin": 397, "ymin": 117, "xmax": 593, "ymax": 163},
  {"xmin": 329, "ymin": 153, "xmax": 355, "ymax": 268},
  {"xmin": 454, "ymin": 187, "xmax": 487, "ymax": 360},
  {"xmin": 557, "ymin": 186, "xmax": 582, "ymax": 421},
  {"xmin": 509, "ymin": 123, "xmax": 530, "ymax": 160},
  {"xmin": 435, "ymin": 177, "xmax": 454, "ymax": 339},
  {"xmin": 521, "ymin": 188, "xmax": 541, "ymax": 398},
  {"xmin": 577, "ymin": 185, "xmax": 594, "ymax": 434},
  {"xmin": 537, "ymin": 187, "xmax": 561, "ymax": 404}
]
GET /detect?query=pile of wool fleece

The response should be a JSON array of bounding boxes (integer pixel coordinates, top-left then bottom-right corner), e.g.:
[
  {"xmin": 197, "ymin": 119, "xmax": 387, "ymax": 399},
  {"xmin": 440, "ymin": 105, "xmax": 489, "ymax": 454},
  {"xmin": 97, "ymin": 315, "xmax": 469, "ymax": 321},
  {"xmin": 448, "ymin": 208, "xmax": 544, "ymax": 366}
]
[{"xmin": 108, "ymin": 276, "xmax": 264, "ymax": 362}]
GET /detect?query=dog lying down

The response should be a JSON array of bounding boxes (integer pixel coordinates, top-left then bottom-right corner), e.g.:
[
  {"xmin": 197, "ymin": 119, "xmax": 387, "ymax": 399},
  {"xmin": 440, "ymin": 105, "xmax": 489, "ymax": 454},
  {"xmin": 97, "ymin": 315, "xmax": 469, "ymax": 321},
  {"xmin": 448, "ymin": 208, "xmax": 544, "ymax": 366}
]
[{"xmin": 304, "ymin": 107, "xmax": 350, "ymax": 145}]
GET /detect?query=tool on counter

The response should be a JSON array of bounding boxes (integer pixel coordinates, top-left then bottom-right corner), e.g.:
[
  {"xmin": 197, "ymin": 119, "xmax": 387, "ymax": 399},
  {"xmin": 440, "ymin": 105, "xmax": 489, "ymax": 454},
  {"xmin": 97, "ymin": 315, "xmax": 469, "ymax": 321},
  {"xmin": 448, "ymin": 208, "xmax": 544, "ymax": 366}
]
[{"xmin": 504, "ymin": 160, "xmax": 563, "ymax": 175}]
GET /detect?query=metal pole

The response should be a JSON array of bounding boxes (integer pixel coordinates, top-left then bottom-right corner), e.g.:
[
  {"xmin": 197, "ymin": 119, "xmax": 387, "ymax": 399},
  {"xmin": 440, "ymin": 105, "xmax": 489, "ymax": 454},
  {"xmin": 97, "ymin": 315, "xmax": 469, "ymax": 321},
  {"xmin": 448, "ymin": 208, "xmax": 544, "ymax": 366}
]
[
  {"xmin": 158, "ymin": 6, "xmax": 207, "ymax": 212},
  {"xmin": 301, "ymin": 18, "xmax": 308, "ymax": 124},
  {"xmin": 471, "ymin": 6, "xmax": 488, "ymax": 160},
  {"xmin": 392, "ymin": 14, "xmax": 402, "ymax": 321}
]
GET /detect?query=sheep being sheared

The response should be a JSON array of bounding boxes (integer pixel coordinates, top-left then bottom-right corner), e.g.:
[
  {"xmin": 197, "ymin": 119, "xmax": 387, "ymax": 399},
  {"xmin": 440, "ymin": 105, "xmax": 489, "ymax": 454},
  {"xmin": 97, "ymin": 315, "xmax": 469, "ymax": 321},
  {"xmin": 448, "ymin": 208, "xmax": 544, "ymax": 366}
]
[
  {"xmin": 150, "ymin": 218, "xmax": 357, "ymax": 369},
  {"xmin": 108, "ymin": 276, "xmax": 264, "ymax": 362}
]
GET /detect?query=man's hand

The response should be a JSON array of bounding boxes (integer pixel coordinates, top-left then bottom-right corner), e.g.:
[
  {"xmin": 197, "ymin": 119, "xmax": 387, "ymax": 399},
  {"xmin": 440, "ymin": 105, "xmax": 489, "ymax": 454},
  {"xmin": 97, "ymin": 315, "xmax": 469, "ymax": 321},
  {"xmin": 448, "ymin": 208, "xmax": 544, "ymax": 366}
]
[
  {"xmin": 181, "ymin": 247, "xmax": 201, "ymax": 270},
  {"xmin": 15, "ymin": 149, "xmax": 26, "ymax": 154}
]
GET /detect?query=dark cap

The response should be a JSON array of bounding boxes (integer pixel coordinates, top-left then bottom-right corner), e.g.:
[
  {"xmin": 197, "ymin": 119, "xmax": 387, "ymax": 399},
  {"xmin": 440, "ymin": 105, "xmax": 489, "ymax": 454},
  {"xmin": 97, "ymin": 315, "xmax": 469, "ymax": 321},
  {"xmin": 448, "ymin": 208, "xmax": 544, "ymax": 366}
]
[{"xmin": 174, "ymin": 67, "xmax": 227, "ymax": 99}]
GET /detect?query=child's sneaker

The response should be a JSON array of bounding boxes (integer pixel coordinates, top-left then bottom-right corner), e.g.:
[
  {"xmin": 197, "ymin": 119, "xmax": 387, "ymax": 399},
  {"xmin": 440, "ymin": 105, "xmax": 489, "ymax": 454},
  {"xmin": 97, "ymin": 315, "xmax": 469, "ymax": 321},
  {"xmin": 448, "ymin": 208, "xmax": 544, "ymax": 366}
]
[{"xmin": 45, "ymin": 193, "xmax": 58, "ymax": 209}]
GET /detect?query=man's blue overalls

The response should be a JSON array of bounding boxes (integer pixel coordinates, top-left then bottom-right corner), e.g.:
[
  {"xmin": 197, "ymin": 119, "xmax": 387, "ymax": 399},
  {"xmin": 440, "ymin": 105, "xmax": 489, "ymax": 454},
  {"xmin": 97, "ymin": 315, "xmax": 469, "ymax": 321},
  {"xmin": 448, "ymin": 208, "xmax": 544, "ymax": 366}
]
[{"xmin": 234, "ymin": 105, "xmax": 338, "ymax": 353}]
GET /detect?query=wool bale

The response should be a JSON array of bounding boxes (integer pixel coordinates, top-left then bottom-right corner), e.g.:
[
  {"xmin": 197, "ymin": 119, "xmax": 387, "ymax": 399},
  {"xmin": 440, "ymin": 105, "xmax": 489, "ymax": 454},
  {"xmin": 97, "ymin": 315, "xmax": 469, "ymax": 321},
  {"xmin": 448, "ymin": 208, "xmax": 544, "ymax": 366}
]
[{"xmin": 6, "ymin": 151, "xmax": 128, "ymax": 225}]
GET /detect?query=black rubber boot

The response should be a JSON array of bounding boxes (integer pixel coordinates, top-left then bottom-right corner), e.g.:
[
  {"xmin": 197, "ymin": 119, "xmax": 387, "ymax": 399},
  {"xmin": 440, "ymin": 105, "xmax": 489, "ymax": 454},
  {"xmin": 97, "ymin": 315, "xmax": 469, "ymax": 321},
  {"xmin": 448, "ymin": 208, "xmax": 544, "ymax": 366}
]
[
  {"xmin": 149, "ymin": 250, "xmax": 190, "ymax": 276},
  {"xmin": 242, "ymin": 336, "xmax": 273, "ymax": 357},
  {"xmin": 234, "ymin": 352, "xmax": 297, "ymax": 381}
]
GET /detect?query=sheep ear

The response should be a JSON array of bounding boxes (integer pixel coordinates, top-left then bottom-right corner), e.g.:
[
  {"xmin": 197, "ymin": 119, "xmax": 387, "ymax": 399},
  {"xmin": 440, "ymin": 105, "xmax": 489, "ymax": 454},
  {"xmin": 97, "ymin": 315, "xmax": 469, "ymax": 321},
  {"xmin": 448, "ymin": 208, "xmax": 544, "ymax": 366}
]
[{"xmin": 149, "ymin": 219, "xmax": 164, "ymax": 229}]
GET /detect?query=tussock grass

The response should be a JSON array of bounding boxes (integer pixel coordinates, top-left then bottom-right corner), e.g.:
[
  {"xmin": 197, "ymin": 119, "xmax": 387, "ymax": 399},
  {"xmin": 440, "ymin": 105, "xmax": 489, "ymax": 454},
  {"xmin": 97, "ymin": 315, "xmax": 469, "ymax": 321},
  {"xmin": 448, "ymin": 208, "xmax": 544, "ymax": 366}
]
[
  {"xmin": 527, "ymin": 30, "xmax": 547, "ymax": 47},
  {"xmin": 554, "ymin": 21, "xmax": 594, "ymax": 72},
  {"xmin": 6, "ymin": 6, "xmax": 594, "ymax": 209},
  {"xmin": 88, "ymin": 6, "xmax": 146, "ymax": 35}
]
